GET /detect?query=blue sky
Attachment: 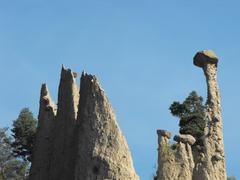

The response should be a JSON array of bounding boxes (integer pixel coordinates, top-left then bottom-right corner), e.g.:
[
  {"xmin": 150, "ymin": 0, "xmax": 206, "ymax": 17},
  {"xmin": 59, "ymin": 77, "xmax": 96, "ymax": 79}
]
[{"xmin": 0, "ymin": 0, "xmax": 239, "ymax": 179}]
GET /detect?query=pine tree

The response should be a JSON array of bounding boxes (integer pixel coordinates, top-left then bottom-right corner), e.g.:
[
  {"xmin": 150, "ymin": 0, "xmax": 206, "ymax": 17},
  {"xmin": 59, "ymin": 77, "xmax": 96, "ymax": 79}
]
[
  {"xmin": 0, "ymin": 128, "xmax": 29, "ymax": 179},
  {"xmin": 169, "ymin": 91, "xmax": 206, "ymax": 145},
  {"xmin": 11, "ymin": 108, "xmax": 37, "ymax": 162}
]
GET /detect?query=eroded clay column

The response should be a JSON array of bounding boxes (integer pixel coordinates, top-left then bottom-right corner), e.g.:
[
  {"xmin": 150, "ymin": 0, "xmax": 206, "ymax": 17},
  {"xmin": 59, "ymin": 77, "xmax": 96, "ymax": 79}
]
[
  {"xmin": 155, "ymin": 130, "xmax": 173, "ymax": 180},
  {"xmin": 193, "ymin": 50, "xmax": 226, "ymax": 180},
  {"xmin": 75, "ymin": 72, "xmax": 139, "ymax": 180},
  {"xmin": 29, "ymin": 84, "xmax": 56, "ymax": 180}
]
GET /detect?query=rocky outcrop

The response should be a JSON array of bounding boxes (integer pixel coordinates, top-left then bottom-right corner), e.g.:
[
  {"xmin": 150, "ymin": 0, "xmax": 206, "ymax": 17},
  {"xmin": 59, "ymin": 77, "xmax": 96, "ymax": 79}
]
[
  {"xmin": 29, "ymin": 67, "xmax": 138, "ymax": 180},
  {"xmin": 49, "ymin": 66, "xmax": 79, "ymax": 180},
  {"xmin": 193, "ymin": 50, "xmax": 226, "ymax": 180},
  {"xmin": 74, "ymin": 72, "xmax": 139, "ymax": 180},
  {"xmin": 174, "ymin": 134, "xmax": 196, "ymax": 146},
  {"xmin": 155, "ymin": 50, "xmax": 227, "ymax": 180},
  {"xmin": 155, "ymin": 130, "xmax": 195, "ymax": 180},
  {"xmin": 29, "ymin": 84, "xmax": 56, "ymax": 180}
]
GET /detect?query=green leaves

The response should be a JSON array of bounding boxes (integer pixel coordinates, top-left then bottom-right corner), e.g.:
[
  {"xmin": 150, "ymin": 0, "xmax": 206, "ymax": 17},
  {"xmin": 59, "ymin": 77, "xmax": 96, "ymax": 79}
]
[
  {"xmin": 0, "ymin": 108, "xmax": 36, "ymax": 179},
  {"xmin": 0, "ymin": 128, "xmax": 29, "ymax": 180},
  {"xmin": 11, "ymin": 108, "xmax": 37, "ymax": 162},
  {"xmin": 169, "ymin": 91, "xmax": 206, "ymax": 145}
]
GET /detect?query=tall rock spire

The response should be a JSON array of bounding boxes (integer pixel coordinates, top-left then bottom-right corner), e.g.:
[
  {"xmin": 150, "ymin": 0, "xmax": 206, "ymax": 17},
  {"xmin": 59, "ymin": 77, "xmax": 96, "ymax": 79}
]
[
  {"xmin": 29, "ymin": 84, "xmax": 56, "ymax": 180},
  {"xmin": 155, "ymin": 50, "xmax": 227, "ymax": 180},
  {"xmin": 193, "ymin": 50, "xmax": 226, "ymax": 180},
  {"xmin": 49, "ymin": 66, "xmax": 79, "ymax": 180},
  {"xmin": 74, "ymin": 72, "xmax": 139, "ymax": 180}
]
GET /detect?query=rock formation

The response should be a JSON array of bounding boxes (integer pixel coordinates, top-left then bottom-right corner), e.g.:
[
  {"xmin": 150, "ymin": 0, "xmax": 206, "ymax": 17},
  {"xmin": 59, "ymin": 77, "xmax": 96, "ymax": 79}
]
[
  {"xmin": 74, "ymin": 72, "xmax": 139, "ymax": 180},
  {"xmin": 155, "ymin": 50, "xmax": 227, "ymax": 180},
  {"xmin": 193, "ymin": 50, "xmax": 226, "ymax": 180},
  {"xmin": 30, "ymin": 50, "xmax": 227, "ymax": 180},
  {"xmin": 29, "ymin": 84, "xmax": 56, "ymax": 180},
  {"xmin": 29, "ymin": 67, "xmax": 139, "ymax": 180},
  {"xmin": 155, "ymin": 130, "xmax": 195, "ymax": 180}
]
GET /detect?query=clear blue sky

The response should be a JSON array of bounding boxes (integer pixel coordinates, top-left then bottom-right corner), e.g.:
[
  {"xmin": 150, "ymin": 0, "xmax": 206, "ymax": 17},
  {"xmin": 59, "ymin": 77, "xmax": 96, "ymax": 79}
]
[{"xmin": 0, "ymin": 0, "xmax": 239, "ymax": 179}]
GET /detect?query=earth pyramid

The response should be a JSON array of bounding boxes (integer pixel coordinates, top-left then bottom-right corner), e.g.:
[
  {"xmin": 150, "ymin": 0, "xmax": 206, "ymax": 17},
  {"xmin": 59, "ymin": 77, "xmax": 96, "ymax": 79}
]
[{"xmin": 29, "ymin": 66, "xmax": 139, "ymax": 180}]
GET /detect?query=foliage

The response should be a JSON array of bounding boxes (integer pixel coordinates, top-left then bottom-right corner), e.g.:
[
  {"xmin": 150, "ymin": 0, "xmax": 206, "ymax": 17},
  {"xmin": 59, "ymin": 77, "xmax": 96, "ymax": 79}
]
[
  {"xmin": 160, "ymin": 144, "xmax": 173, "ymax": 161},
  {"xmin": 227, "ymin": 177, "xmax": 236, "ymax": 180},
  {"xmin": 0, "ymin": 128, "xmax": 29, "ymax": 180},
  {"xmin": 171, "ymin": 143, "xmax": 180, "ymax": 151},
  {"xmin": 11, "ymin": 108, "xmax": 37, "ymax": 162},
  {"xmin": 169, "ymin": 91, "xmax": 206, "ymax": 145}
]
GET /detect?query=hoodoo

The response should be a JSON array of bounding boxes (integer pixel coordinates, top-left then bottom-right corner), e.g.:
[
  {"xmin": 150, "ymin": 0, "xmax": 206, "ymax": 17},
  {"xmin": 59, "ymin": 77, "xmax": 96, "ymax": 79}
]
[
  {"xmin": 155, "ymin": 50, "xmax": 227, "ymax": 180},
  {"xmin": 74, "ymin": 72, "xmax": 139, "ymax": 180},
  {"xmin": 193, "ymin": 50, "xmax": 226, "ymax": 180},
  {"xmin": 29, "ymin": 67, "xmax": 138, "ymax": 180}
]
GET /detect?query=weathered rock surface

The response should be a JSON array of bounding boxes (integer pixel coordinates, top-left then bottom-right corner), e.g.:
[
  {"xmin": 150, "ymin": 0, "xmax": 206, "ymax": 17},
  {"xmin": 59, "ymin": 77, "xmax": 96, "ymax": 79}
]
[
  {"xmin": 157, "ymin": 129, "xmax": 172, "ymax": 139},
  {"xmin": 74, "ymin": 72, "xmax": 139, "ymax": 180},
  {"xmin": 155, "ymin": 50, "xmax": 226, "ymax": 180},
  {"xmin": 29, "ymin": 84, "xmax": 56, "ymax": 180},
  {"xmin": 29, "ymin": 67, "xmax": 138, "ymax": 180},
  {"xmin": 193, "ymin": 50, "xmax": 226, "ymax": 180},
  {"xmin": 193, "ymin": 50, "xmax": 218, "ymax": 68},
  {"xmin": 48, "ymin": 66, "xmax": 79, "ymax": 180},
  {"xmin": 155, "ymin": 130, "xmax": 194, "ymax": 180},
  {"xmin": 174, "ymin": 134, "xmax": 196, "ymax": 146}
]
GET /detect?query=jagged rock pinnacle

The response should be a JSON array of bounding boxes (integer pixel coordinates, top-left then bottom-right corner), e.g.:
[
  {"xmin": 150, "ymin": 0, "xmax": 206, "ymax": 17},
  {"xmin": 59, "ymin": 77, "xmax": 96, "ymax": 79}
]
[
  {"xmin": 29, "ymin": 68, "xmax": 138, "ymax": 180},
  {"xmin": 75, "ymin": 72, "xmax": 139, "ymax": 180},
  {"xmin": 29, "ymin": 84, "xmax": 56, "ymax": 180},
  {"xmin": 155, "ymin": 50, "xmax": 226, "ymax": 180},
  {"xmin": 49, "ymin": 66, "xmax": 80, "ymax": 180}
]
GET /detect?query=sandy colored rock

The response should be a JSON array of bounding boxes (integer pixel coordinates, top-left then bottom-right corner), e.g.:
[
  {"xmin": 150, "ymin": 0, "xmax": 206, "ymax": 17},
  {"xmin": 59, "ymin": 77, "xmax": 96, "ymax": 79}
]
[
  {"xmin": 193, "ymin": 50, "xmax": 218, "ymax": 68},
  {"xmin": 29, "ymin": 84, "xmax": 56, "ymax": 180},
  {"xmin": 155, "ymin": 130, "xmax": 194, "ymax": 180},
  {"xmin": 193, "ymin": 50, "xmax": 226, "ymax": 180},
  {"xmin": 157, "ymin": 129, "xmax": 172, "ymax": 139},
  {"xmin": 74, "ymin": 72, "xmax": 139, "ymax": 180},
  {"xmin": 155, "ymin": 50, "xmax": 226, "ymax": 180},
  {"xmin": 48, "ymin": 66, "xmax": 79, "ymax": 180},
  {"xmin": 29, "ymin": 67, "xmax": 138, "ymax": 180},
  {"xmin": 174, "ymin": 134, "xmax": 196, "ymax": 145}
]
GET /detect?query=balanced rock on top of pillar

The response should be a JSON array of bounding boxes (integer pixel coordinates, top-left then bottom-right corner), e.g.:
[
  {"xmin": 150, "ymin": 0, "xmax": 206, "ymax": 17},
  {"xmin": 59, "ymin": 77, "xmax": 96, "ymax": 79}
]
[{"xmin": 193, "ymin": 49, "xmax": 218, "ymax": 68}]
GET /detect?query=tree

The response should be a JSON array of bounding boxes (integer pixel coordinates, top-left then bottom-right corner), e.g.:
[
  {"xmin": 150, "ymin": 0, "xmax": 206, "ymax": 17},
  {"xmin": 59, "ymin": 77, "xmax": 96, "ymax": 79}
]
[
  {"xmin": 169, "ymin": 91, "xmax": 206, "ymax": 145},
  {"xmin": 11, "ymin": 108, "xmax": 37, "ymax": 162},
  {"xmin": 227, "ymin": 177, "xmax": 236, "ymax": 180},
  {"xmin": 0, "ymin": 128, "xmax": 29, "ymax": 180}
]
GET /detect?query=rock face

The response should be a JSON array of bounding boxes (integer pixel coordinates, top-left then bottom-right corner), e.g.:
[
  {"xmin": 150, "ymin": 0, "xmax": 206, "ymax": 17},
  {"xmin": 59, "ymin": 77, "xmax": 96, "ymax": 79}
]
[
  {"xmin": 193, "ymin": 50, "xmax": 226, "ymax": 180},
  {"xmin": 49, "ymin": 66, "xmax": 79, "ymax": 180},
  {"xmin": 155, "ymin": 130, "xmax": 195, "ymax": 180},
  {"xmin": 155, "ymin": 50, "xmax": 227, "ymax": 180},
  {"xmin": 29, "ymin": 67, "xmax": 139, "ymax": 180},
  {"xmin": 74, "ymin": 72, "xmax": 139, "ymax": 180},
  {"xmin": 29, "ymin": 84, "xmax": 56, "ymax": 180},
  {"xmin": 174, "ymin": 134, "xmax": 196, "ymax": 146}
]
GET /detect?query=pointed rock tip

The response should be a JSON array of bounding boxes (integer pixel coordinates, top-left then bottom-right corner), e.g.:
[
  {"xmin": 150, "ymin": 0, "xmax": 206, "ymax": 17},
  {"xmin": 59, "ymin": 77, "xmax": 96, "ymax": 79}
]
[
  {"xmin": 61, "ymin": 64, "xmax": 65, "ymax": 69},
  {"xmin": 193, "ymin": 49, "xmax": 219, "ymax": 68},
  {"xmin": 40, "ymin": 83, "xmax": 49, "ymax": 97},
  {"xmin": 81, "ymin": 70, "xmax": 96, "ymax": 81},
  {"xmin": 80, "ymin": 71, "xmax": 105, "ymax": 92},
  {"xmin": 60, "ymin": 65, "xmax": 78, "ymax": 80}
]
